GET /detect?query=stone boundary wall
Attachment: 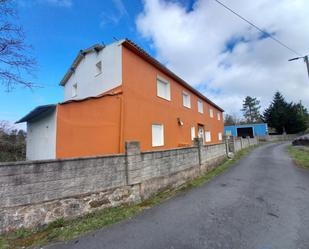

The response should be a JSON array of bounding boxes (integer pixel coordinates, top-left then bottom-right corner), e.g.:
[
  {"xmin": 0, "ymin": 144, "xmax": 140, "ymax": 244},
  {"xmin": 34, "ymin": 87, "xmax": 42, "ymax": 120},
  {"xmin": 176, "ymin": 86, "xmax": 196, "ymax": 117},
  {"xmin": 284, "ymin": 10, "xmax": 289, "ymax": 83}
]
[
  {"xmin": 199, "ymin": 143, "xmax": 227, "ymax": 173},
  {"xmin": 258, "ymin": 134, "xmax": 297, "ymax": 142},
  {"xmin": 0, "ymin": 137, "xmax": 258, "ymax": 233},
  {"xmin": 228, "ymin": 137, "xmax": 258, "ymax": 153},
  {"xmin": 0, "ymin": 155, "xmax": 127, "ymax": 209}
]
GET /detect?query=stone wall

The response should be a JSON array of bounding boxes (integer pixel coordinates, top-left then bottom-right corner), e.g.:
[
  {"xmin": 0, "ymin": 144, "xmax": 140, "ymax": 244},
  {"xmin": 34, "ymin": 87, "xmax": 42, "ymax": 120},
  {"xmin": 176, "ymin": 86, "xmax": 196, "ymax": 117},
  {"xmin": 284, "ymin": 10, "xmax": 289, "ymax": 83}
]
[
  {"xmin": 227, "ymin": 137, "xmax": 258, "ymax": 153},
  {"xmin": 0, "ymin": 155, "xmax": 127, "ymax": 209},
  {"xmin": 199, "ymin": 142, "xmax": 227, "ymax": 173},
  {"xmin": 234, "ymin": 139, "xmax": 242, "ymax": 152},
  {"xmin": 0, "ymin": 137, "xmax": 258, "ymax": 233},
  {"xmin": 258, "ymin": 134, "xmax": 298, "ymax": 142}
]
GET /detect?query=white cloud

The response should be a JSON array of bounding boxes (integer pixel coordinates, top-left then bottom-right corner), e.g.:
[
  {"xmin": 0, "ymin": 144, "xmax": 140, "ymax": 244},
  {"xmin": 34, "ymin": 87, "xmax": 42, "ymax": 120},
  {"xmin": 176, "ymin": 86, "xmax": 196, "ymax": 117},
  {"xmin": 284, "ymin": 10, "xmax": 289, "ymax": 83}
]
[
  {"xmin": 136, "ymin": 0, "xmax": 309, "ymax": 115},
  {"xmin": 100, "ymin": 0, "xmax": 128, "ymax": 27}
]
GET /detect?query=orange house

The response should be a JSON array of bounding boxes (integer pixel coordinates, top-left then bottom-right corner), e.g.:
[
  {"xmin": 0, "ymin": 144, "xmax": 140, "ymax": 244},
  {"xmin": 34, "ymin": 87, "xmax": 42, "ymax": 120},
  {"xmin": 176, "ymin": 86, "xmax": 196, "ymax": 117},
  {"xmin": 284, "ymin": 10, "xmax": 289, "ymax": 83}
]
[{"xmin": 17, "ymin": 39, "xmax": 224, "ymax": 160}]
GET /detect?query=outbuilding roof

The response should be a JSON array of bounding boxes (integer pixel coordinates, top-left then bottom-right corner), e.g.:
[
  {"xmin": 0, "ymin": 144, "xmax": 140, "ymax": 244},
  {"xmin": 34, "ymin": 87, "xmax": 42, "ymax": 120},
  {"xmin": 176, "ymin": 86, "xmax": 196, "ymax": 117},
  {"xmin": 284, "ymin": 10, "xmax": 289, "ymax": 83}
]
[{"xmin": 16, "ymin": 104, "xmax": 56, "ymax": 123}]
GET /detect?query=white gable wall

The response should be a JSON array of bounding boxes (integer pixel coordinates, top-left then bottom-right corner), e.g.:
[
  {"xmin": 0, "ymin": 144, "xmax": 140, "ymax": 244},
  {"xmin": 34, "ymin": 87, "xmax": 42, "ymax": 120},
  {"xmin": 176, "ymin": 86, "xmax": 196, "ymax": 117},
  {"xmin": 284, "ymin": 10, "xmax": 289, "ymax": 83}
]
[
  {"xmin": 63, "ymin": 41, "xmax": 122, "ymax": 101},
  {"xmin": 26, "ymin": 109, "xmax": 57, "ymax": 160}
]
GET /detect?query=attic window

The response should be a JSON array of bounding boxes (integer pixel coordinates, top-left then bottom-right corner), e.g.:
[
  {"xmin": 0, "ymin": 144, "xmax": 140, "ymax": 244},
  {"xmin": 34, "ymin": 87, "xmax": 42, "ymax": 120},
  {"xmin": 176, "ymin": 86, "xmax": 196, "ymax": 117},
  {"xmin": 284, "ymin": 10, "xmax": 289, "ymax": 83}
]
[
  {"xmin": 72, "ymin": 83, "xmax": 77, "ymax": 97},
  {"xmin": 95, "ymin": 61, "xmax": 102, "ymax": 75}
]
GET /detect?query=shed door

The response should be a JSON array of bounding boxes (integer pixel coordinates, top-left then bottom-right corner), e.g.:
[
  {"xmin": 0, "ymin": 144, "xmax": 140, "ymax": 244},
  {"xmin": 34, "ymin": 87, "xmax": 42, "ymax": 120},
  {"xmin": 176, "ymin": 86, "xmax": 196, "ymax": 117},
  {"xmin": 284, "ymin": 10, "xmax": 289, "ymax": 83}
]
[{"xmin": 237, "ymin": 127, "xmax": 254, "ymax": 138}]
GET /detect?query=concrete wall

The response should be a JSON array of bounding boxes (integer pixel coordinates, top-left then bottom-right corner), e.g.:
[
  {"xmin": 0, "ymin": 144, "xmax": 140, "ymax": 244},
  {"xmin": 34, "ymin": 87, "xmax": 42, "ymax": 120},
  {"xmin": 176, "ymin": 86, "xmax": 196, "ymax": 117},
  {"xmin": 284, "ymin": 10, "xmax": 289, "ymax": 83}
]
[
  {"xmin": 227, "ymin": 137, "xmax": 258, "ymax": 153},
  {"xmin": 233, "ymin": 139, "xmax": 242, "ymax": 152},
  {"xmin": 26, "ymin": 109, "xmax": 57, "ymax": 160},
  {"xmin": 0, "ymin": 137, "xmax": 257, "ymax": 233},
  {"xmin": 0, "ymin": 155, "xmax": 127, "ymax": 209},
  {"xmin": 258, "ymin": 134, "xmax": 297, "ymax": 142},
  {"xmin": 199, "ymin": 142, "xmax": 227, "ymax": 172},
  {"xmin": 63, "ymin": 41, "xmax": 122, "ymax": 101}
]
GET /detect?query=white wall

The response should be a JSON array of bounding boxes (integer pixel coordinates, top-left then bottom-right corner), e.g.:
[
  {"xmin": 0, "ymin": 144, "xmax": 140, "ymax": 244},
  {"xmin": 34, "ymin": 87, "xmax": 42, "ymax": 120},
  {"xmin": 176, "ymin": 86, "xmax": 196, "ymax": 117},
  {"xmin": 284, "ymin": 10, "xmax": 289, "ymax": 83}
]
[
  {"xmin": 26, "ymin": 109, "xmax": 57, "ymax": 160},
  {"xmin": 63, "ymin": 41, "xmax": 122, "ymax": 101}
]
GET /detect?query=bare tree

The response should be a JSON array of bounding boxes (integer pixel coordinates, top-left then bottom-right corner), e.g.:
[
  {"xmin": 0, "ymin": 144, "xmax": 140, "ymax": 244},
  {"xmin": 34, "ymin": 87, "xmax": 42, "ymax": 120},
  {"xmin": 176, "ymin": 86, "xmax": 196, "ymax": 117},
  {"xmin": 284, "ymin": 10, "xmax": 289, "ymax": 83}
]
[
  {"xmin": 224, "ymin": 113, "xmax": 244, "ymax": 125},
  {"xmin": 0, "ymin": 120, "xmax": 11, "ymax": 131},
  {"xmin": 0, "ymin": 0, "xmax": 36, "ymax": 90},
  {"xmin": 0, "ymin": 120, "xmax": 26, "ymax": 162}
]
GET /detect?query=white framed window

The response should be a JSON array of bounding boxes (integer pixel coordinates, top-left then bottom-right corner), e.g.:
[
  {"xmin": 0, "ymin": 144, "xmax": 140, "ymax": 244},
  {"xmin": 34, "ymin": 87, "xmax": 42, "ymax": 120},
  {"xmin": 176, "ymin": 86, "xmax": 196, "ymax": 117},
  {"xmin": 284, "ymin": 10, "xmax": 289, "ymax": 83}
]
[
  {"xmin": 218, "ymin": 132, "xmax": 223, "ymax": 141},
  {"xmin": 225, "ymin": 130, "xmax": 232, "ymax": 136},
  {"xmin": 152, "ymin": 124, "xmax": 164, "ymax": 147},
  {"xmin": 217, "ymin": 112, "xmax": 221, "ymax": 120},
  {"xmin": 182, "ymin": 91, "xmax": 191, "ymax": 108},
  {"xmin": 191, "ymin": 126, "xmax": 196, "ymax": 141},
  {"xmin": 197, "ymin": 100, "xmax": 203, "ymax": 113},
  {"xmin": 95, "ymin": 61, "xmax": 102, "ymax": 75},
  {"xmin": 209, "ymin": 108, "xmax": 214, "ymax": 118},
  {"xmin": 205, "ymin": 131, "xmax": 211, "ymax": 142},
  {"xmin": 72, "ymin": 83, "xmax": 77, "ymax": 97},
  {"xmin": 157, "ymin": 76, "xmax": 170, "ymax": 101}
]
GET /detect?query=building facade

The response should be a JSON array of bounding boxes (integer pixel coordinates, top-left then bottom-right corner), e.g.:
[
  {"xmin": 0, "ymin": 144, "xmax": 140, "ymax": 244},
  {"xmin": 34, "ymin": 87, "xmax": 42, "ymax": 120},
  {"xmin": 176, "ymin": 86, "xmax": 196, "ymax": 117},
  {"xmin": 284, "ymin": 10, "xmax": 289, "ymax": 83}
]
[{"xmin": 18, "ymin": 40, "xmax": 224, "ymax": 160}]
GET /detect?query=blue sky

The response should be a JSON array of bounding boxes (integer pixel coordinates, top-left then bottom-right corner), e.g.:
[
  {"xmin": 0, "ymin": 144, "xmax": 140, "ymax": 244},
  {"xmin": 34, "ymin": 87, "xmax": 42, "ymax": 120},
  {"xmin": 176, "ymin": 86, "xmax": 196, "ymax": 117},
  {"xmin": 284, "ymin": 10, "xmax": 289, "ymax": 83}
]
[
  {"xmin": 1, "ymin": 0, "xmax": 155, "ymax": 127},
  {"xmin": 2, "ymin": 0, "xmax": 309, "ymax": 129}
]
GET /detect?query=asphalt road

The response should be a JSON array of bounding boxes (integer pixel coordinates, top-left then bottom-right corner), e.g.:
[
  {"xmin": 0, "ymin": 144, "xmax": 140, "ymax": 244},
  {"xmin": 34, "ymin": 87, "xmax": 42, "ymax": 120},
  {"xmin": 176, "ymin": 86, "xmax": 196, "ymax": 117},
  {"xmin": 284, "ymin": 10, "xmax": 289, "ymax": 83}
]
[{"xmin": 47, "ymin": 142, "xmax": 309, "ymax": 249}]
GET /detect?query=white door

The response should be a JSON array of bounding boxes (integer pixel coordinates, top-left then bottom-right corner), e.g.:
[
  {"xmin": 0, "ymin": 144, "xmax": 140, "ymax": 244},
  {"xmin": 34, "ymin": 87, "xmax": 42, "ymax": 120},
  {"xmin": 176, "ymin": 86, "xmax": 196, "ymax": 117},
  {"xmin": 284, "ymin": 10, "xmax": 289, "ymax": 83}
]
[{"xmin": 198, "ymin": 125, "xmax": 204, "ymax": 143}]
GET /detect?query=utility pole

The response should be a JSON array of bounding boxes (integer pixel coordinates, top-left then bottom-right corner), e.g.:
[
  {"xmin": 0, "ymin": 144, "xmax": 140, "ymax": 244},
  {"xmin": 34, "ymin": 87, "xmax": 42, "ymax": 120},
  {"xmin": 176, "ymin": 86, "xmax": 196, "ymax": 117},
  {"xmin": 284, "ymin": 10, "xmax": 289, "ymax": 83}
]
[
  {"xmin": 288, "ymin": 55, "xmax": 309, "ymax": 81},
  {"xmin": 304, "ymin": 55, "xmax": 309, "ymax": 80}
]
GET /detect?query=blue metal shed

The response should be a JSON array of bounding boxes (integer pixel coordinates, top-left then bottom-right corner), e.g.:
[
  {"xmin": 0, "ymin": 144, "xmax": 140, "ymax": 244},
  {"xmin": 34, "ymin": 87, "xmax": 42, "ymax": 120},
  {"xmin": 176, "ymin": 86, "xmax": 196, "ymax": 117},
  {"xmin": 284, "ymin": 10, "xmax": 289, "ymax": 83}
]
[{"xmin": 224, "ymin": 123, "xmax": 268, "ymax": 138}]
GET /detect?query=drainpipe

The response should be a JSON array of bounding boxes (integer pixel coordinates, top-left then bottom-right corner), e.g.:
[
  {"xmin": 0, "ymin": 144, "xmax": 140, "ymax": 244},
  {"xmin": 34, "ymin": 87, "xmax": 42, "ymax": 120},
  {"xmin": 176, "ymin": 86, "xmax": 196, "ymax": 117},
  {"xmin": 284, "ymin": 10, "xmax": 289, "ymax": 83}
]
[{"xmin": 119, "ymin": 94, "xmax": 125, "ymax": 153}]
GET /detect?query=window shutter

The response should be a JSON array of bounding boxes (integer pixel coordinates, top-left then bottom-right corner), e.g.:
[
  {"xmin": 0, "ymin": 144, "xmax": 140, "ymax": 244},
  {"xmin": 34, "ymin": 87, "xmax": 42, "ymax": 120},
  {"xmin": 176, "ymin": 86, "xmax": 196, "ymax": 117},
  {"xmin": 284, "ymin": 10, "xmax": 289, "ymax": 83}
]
[
  {"xmin": 157, "ymin": 77, "xmax": 170, "ymax": 100},
  {"xmin": 198, "ymin": 100, "xmax": 203, "ymax": 113},
  {"xmin": 205, "ymin": 131, "xmax": 211, "ymax": 142},
  {"xmin": 183, "ymin": 92, "xmax": 191, "ymax": 108},
  {"xmin": 152, "ymin": 124, "xmax": 164, "ymax": 146},
  {"xmin": 209, "ymin": 109, "xmax": 214, "ymax": 118},
  {"xmin": 191, "ymin": 126, "xmax": 195, "ymax": 140}
]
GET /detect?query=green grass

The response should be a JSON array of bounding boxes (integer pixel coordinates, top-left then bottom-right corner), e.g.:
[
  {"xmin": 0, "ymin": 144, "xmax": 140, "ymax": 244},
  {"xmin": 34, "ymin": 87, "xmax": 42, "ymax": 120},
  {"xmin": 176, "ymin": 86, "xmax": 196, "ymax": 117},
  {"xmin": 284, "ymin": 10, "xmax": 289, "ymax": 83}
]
[
  {"xmin": 0, "ymin": 145, "xmax": 257, "ymax": 249},
  {"xmin": 0, "ymin": 206, "xmax": 142, "ymax": 249},
  {"xmin": 288, "ymin": 145, "xmax": 309, "ymax": 168}
]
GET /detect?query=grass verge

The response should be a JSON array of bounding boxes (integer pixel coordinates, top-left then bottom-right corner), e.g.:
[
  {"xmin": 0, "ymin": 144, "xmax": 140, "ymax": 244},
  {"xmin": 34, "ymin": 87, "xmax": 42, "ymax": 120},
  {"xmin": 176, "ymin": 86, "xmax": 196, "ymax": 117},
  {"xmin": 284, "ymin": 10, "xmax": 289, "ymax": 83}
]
[
  {"xmin": 288, "ymin": 145, "xmax": 309, "ymax": 169},
  {"xmin": 0, "ymin": 145, "xmax": 257, "ymax": 249}
]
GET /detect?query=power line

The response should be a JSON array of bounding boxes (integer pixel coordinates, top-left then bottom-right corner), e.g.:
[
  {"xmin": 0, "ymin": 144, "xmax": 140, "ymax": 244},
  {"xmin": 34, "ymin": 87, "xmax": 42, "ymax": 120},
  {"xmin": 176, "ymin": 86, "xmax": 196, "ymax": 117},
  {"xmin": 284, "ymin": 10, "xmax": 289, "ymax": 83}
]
[{"xmin": 213, "ymin": 0, "xmax": 302, "ymax": 56}]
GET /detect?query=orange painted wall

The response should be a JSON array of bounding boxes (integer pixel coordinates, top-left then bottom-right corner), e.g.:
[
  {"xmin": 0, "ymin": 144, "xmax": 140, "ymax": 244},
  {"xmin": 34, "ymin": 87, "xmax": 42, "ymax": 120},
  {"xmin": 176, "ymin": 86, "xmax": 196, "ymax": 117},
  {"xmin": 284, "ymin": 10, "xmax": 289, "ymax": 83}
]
[
  {"xmin": 121, "ymin": 46, "xmax": 224, "ymax": 152},
  {"xmin": 56, "ymin": 92, "xmax": 123, "ymax": 158}
]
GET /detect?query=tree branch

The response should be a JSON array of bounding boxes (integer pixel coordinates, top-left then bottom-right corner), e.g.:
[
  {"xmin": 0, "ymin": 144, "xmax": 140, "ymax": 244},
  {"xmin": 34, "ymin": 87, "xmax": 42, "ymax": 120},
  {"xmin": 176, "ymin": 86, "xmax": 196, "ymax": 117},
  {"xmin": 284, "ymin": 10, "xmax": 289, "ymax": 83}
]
[{"xmin": 0, "ymin": 0, "xmax": 37, "ymax": 91}]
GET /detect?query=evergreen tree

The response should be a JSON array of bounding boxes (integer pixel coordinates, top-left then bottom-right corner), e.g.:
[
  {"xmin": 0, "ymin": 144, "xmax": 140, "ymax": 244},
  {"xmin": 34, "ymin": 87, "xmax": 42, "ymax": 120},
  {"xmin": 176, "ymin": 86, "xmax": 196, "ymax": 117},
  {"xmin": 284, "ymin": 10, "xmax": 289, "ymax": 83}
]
[
  {"xmin": 263, "ymin": 92, "xmax": 308, "ymax": 134},
  {"xmin": 263, "ymin": 92, "xmax": 287, "ymax": 133},
  {"xmin": 285, "ymin": 102, "xmax": 309, "ymax": 134},
  {"xmin": 241, "ymin": 96, "xmax": 261, "ymax": 123}
]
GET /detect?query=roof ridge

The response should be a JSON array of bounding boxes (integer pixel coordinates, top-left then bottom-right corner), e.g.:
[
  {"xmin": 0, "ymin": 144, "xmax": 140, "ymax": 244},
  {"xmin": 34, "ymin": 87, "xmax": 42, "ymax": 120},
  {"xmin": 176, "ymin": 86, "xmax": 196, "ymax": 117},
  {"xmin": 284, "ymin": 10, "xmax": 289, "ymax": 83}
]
[{"xmin": 60, "ymin": 43, "xmax": 106, "ymax": 86}]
